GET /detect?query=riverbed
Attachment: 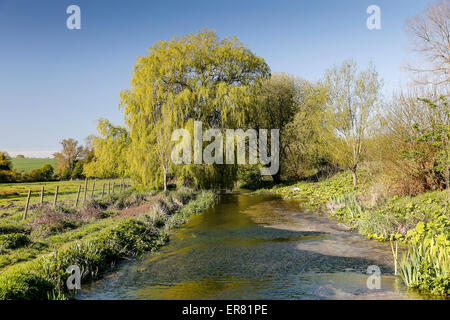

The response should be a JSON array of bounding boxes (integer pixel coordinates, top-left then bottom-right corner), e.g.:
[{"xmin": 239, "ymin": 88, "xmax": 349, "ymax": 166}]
[{"xmin": 78, "ymin": 193, "xmax": 429, "ymax": 300}]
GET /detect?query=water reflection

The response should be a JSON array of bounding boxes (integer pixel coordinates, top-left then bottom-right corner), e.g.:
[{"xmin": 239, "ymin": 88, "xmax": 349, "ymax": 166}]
[{"xmin": 78, "ymin": 194, "xmax": 429, "ymax": 300}]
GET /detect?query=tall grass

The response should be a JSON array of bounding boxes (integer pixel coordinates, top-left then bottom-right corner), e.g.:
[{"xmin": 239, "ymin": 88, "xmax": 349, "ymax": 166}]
[{"xmin": 393, "ymin": 238, "xmax": 449, "ymax": 296}]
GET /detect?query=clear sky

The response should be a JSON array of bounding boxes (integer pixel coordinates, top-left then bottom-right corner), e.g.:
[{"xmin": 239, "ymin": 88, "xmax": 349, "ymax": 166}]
[{"xmin": 0, "ymin": 0, "xmax": 433, "ymax": 157}]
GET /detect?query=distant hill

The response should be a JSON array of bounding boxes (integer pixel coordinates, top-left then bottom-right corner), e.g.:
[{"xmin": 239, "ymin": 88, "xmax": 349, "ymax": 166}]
[{"xmin": 11, "ymin": 158, "xmax": 56, "ymax": 172}]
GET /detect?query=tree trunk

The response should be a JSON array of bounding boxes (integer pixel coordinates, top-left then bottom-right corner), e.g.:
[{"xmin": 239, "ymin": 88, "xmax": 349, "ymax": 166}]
[
  {"xmin": 272, "ymin": 171, "xmax": 282, "ymax": 184},
  {"xmin": 351, "ymin": 166, "xmax": 358, "ymax": 187},
  {"xmin": 163, "ymin": 169, "xmax": 167, "ymax": 191}
]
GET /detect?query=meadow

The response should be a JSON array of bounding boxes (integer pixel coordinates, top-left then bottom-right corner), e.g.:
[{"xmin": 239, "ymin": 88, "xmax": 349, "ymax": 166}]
[
  {"xmin": 0, "ymin": 178, "xmax": 125, "ymax": 208},
  {"xmin": 11, "ymin": 158, "xmax": 56, "ymax": 172}
]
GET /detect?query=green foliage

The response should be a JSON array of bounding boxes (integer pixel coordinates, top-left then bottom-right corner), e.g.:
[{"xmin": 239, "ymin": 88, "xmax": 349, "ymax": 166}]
[
  {"xmin": 359, "ymin": 190, "xmax": 449, "ymax": 240},
  {"xmin": 120, "ymin": 29, "xmax": 269, "ymax": 190},
  {"xmin": 329, "ymin": 194, "xmax": 364, "ymax": 225},
  {"xmin": 39, "ymin": 164, "xmax": 54, "ymax": 181},
  {"xmin": 323, "ymin": 60, "xmax": 382, "ymax": 186},
  {"xmin": 376, "ymin": 93, "xmax": 449, "ymax": 195},
  {"xmin": 71, "ymin": 162, "xmax": 84, "ymax": 179},
  {"xmin": 247, "ymin": 73, "xmax": 303, "ymax": 182},
  {"xmin": 284, "ymin": 81, "xmax": 334, "ymax": 181},
  {"xmin": 394, "ymin": 219, "xmax": 449, "ymax": 295},
  {"xmin": 53, "ymin": 139, "xmax": 85, "ymax": 179},
  {"xmin": 165, "ymin": 191, "xmax": 216, "ymax": 228},
  {"xmin": 21, "ymin": 163, "xmax": 55, "ymax": 182},
  {"xmin": 0, "ymin": 233, "xmax": 30, "ymax": 250},
  {"xmin": 0, "ymin": 218, "xmax": 164, "ymax": 300},
  {"xmin": 0, "ymin": 170, "xmax": 18, "ymax": 183},
  {"xmin": 0, "ymin": 152, "xmax": 15, "ymax": 183},
  {"xmin": 83, "ymin": 119, "xmax": 129, "ymax": 179},
  {"xmin": 402, "ymin": 96, "xmax": 449, "ymax": 191},
  {"xmin": 0, "ymin": 152, "xmax": 12, "ymax": 171},
  {"xmin": 238, "ymin": 165, "xmax": 265, "ymax": 190}
]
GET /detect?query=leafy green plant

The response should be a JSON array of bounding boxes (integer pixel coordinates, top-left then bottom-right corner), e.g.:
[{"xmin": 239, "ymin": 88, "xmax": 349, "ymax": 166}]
[{"xmin": 0, "ymin": 233, "xmax": 30, "ymax": 250}]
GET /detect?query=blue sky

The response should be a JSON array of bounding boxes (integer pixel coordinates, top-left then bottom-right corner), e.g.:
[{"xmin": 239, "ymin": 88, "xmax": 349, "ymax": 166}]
[{"xmin": 0, "ymin": 0, "xmax": 432, "ymax": 157}]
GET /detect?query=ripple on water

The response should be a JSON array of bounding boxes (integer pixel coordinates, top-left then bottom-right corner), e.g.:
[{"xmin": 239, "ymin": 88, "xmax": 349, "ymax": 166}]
[{"xmin": 77, "ymin": 194, "xmax": 432, "ymax": 300}]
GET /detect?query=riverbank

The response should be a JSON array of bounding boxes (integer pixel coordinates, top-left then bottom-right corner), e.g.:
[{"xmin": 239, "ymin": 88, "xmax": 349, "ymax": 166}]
[
  {"xmin": 255, "ymin": 171, "xmax": 449, "ymax": 297},
  {"xmin": 0, "ymin": 188, "xmax": 216, "ymax": 299}
]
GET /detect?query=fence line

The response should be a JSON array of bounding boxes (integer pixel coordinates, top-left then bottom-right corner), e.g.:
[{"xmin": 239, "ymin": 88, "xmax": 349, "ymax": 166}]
[{"xmin": 19, "ymin": 178, "xmax": 132, "ymax": 220}]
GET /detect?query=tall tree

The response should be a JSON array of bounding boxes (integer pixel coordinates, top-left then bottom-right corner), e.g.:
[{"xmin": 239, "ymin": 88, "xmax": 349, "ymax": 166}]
[
  {"xmin": 324, "ymin": 60, "xmax": 382, "ymax": 186},
  {"xmin": 378, "ymin": 90, "xmax": 449, "ymax": 194},
  {"xmin": 0, "ymin": 152, "xmax": 12, "ymax": 171},
  {"xmin": 247, "ymin": 73, "xmax": 302, "ymax": 183},
  {"xmin": 120, "ymin": 29, "xmax": 269, "ymax": 189},
  {"xmin": 405, "ymin": 0, "xmax": 450, "ymax": 88},
  {"xmin": 53, "ymin": 139, "xmax": 84, "ymax": 179},
  {"xmin": 83, "ymin": 119, "xmax": 130, "ymax": 179},
  {"xmin": 283, "ymin": 81, "xmax": 332, "ymax": 180}
]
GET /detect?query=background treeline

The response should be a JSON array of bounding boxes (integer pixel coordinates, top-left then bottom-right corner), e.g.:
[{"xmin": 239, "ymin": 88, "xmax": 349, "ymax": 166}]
[{"xmin": 0, "ymin": 138, "xmax": 95, "ymax": 183}]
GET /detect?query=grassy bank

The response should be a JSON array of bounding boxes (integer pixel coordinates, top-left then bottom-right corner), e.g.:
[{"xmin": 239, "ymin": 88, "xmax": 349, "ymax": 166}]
[
  {"xmin": 255, "ymin": 171, "xmax": 449, "ymax": 296},
  {"xmin": 0, "ymin": 188, "xmax": 216, "ymax": 299}
]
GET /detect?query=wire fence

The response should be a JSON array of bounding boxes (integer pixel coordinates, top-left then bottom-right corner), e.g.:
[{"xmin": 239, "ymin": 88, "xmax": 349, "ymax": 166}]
[{"xmin": 22, "ymin": 178, "xmax": 132, "ymax": 219}]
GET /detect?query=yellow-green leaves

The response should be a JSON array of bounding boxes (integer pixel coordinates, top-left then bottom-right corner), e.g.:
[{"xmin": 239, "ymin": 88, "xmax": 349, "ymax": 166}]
[
  {"xmin": 83, "ymin": 119, "xmax": 129, "ymax": 179},
  {"xmin": 120, "ymin": 29, "xmax": 269, "ymax": 189}
]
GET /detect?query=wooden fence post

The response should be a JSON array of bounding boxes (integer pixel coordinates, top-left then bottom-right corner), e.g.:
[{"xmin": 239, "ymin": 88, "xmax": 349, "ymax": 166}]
[
  {"xmin": 75, "ymin": 185, "xmax": 81, "ymax": 207},
  {"xmin": 53, "ymin": 186, "xmax": 59, "ymax": 207},
  {"xmin": 108, "ymin": 182, "xmax": 111, "ymax": 195},
  {"xmin": 83, "ymin": 178, "xmax": 88, "ymax": 203},
  {"xmin": 23, "ymin": 189, "xmax": 31, "ymax": 220},
  {"xmin": 91, "ymin": 182, "xmax": 95, "ymax": 199},
  {"xmin": 101, "ymin": 184, "xmax": 105, "ymax": 198},
  {"xmin": 40, "ymin": 186, "xmax": 44, "ymax": 205},
  {"xmin": 112, "ymin": 182, "xmax": 115, "ymax": 194}
]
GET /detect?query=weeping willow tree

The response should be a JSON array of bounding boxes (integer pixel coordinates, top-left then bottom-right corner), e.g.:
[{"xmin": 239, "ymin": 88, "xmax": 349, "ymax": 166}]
[
  {"xmin": 120, "ymin": 29, "xmax": 270, "ymax": 190},
  {"xmin": 83, "ymin": 119, "xmax": 130, "ymax": 179}
]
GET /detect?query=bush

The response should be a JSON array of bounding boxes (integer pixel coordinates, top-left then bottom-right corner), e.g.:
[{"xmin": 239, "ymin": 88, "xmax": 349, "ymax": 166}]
[
  {"xmin": 71, "ymin": 162, "xmax": 84, "ymax": 180},
  {"xmin": 40, "ymin": 164, "xmax": 54, "ymax": 181},
  {"xmin": 238, "ymin": 165, "xmax": 264, "ymax": 190},
  {"xmin": 358, "ymin": 190, "xmax": 448, "ymax": 240},
  {"xmin": 30, "ymin": 205, "xmax": 81, "ymax": 236},
  {"xmin": 0, "ymin": 170, "xmax": 18, "ymax": 183},
  {"xmin": 0, "ymin": 233, "xmax": 30, "ymax": 250}
]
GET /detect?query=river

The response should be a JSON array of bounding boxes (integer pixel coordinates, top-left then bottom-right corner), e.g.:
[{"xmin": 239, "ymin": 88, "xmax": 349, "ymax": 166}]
[{"xmin": 78, "ymin": 193, "xmax": 430, "ymax": 300}]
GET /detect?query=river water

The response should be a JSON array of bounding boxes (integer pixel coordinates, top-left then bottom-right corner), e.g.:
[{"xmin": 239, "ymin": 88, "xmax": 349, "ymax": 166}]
[{"xmin": 78, "ymin": 193, "xmax": 430, "ymax": 300}]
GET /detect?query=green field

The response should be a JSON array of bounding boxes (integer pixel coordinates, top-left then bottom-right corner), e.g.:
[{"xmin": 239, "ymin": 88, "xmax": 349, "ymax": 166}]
[
  {"xmin": 11, "ymin": 158, "xmax": 56, "ymax": 172},
  {"xmin": 0, "ymin": 178, "xmax": 127, "ymax": 210}
]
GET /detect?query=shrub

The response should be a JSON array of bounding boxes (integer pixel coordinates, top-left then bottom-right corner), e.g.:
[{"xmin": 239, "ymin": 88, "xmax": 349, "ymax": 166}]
[
  {"xmin": 30, "ymin": 205, "xmax": 81, "ymax": 236},
  {"xmin": 40, "ymin": 164, "xmax": 54, "ymax": 181},
  {"xmin": 0, "ymin": 233, "xmax": 30, "ymax": 250},
  {"xmin": 0, "ymin": 170, "xmax": 17, "ymax": 183},
  {"xmin": 238, "ymin": 165, "xmax": 264, "ymax": 190}
]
